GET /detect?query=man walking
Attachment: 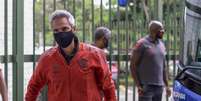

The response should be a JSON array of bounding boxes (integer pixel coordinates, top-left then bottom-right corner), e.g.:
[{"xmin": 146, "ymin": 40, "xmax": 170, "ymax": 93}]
[
  {"xmin": 130, "ymin": 20, "xmax": 171, "ymax": 101},
  {"xmin": 25, "ymin": 10, "xmax": 116, "ymax": 101}
]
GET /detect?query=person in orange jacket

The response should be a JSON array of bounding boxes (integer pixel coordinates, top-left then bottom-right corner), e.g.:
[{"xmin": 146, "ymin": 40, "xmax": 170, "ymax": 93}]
[{"xmin": 25, "ymin": 10, "xmax": 116, "ymax": 101}]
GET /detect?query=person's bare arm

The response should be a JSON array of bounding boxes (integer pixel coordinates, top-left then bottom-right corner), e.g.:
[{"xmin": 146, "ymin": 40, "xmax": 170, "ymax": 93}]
[
  {"xmin": 130, "ymin": 49, "xmax": 141, "ymax": 88},
  {"xmin": 130, "ymin": 41, "xmax": 145, "ymax": 96},
  {"xmin": 0, "ymin": 70, "xmax": 8, "ymax": 101}
]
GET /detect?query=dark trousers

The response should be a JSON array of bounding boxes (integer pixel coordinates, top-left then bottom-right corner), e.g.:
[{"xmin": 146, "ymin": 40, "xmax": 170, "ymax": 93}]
[{"xmin": 139, "ymin": 85, "xmax": 163, "ymax": 101}]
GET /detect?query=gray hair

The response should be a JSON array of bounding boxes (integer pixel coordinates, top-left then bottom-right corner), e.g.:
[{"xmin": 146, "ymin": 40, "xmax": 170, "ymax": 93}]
[
  {"xmin": 94, "ymin": 27, "xmax": 111, "ymax": 40},
  {"xmin": 49, "ymin": 10, "xmax": 75, "ymax": 27}
]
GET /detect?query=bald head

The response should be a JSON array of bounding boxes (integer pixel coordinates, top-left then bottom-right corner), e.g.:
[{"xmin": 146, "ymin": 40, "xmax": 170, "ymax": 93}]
[
  {"xmin": 148, "ymin": 20, "xmax": 164, "ymax": 39},
  {"xmin": 149, "ymin": 20, "xmax": 163, "ymax": 33}
]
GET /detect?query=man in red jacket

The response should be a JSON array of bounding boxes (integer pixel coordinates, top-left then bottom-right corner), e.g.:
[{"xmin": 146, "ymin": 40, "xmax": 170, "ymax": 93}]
[{"xmin": 25, "ymin": 10, "xmax": 116, "ymax": 101}]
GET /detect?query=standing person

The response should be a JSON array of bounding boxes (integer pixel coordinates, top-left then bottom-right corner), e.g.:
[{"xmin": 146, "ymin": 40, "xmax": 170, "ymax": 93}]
[
  {"xmin": 0, "ymin": 66, "xmax": 8, "ymax": 101},
  {"xmin": 25, "ymin": 10, "xmax": 116, "ymax": 101},
  {"xmin": 93, "ymin": 26, "xmax": 111, "ymax": 54},
  {"xmin": 92, "ymin": 27, "xmax": 118, "ymax": 85},
  {"xmin": 130, "ymin": 20, "xmax": 171, "ymax": 101}
]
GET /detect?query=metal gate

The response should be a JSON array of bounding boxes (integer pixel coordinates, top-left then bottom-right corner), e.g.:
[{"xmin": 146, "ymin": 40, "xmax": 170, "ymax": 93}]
[{"xmin": 0, "ymin": 0, "xmax": 184, "ymax": 101}]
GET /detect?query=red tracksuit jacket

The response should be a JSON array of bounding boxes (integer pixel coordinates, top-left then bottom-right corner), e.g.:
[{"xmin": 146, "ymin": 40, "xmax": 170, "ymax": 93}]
[{"xmin": 25, "ymin": 43, "xmax": 116, "ymax": 101}]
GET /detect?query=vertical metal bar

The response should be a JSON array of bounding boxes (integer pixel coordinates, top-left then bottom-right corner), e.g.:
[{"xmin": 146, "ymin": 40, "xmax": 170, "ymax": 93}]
[
  {"xmin": 108, "ymin": 0, "xmax": 112, "ymax": 71},
  {"xmin": 166, "ymin": 1, "xmax": 170, "ymax": 101},
  {"xmin": 33, "ymin": 0, "xmax": 36, "ymax": 69},
  {"xmin": 91, "ymin": 0, "xmax": 95, "ymax": 41},
  {"xmin": 144, "ymin": 0, "xmax": 148, "ymax": 27},
  {"xmin": 52, "ymin": 0, "xmax": 56, "ymax": 46},
  {"xmin": 125, "ymin": 1, "xmax": 129, "ymax": 101},
  {"xmin": 4, "ymin": 0, "xmax": 8, "ymax": 84},
  {"xmin": 53, "ymin": 0, "xmax": 56, "ymax": 11},
  {"xmin": 139, "ymin": 0, "xmax": 144, "ymax": 38},
  {"xmin": 100, "ymin": 0, "xmax": 103, "ymax": 26},
  {"xmin": 42, "ymin": 0, "xmax": 48, "ymax": 100},
  {"xmin": 157, "ymin": 0, "xmax": 163, "ymax": 21},
  {"xmin": 140, "ymin": 22, "xmax": 143, "ymax": 38},
  {"xmin": 166, "ymin": 30, "xmax": 170, "ymax": 101},
  {"xmin": 12, "ymin": 0, "xmax": 24, "ymax": 100},
  {"xmin": 109, "ymin": 0, "xmax": 112, "ymax": 29},
  {"xmin": 154, "ymin": 0, "xmax": 158, "ymax": 19},
  {"xmin": 91, "ymin": 0, "xmax": 95, "ymax": 42},
  {"xmin": 117, "ymin": 2, "xmax": 120, "ymax": 101},
  {"xmin": 82, "ymin": 0, "xmax": 85, "ymax": 42},
  {"xmin": 173, "ymin": 0, "xmax": 177, "ymax": 80},
  {"xmin": 43, "ymin": 0, "xmax": 46, "ymax": 52},
  {"xmin": 73, "ymin": 0, "xmax": 76, "ymax": 19},
  {"xmin": 64, "ymin": 0, "xmax": 66, "ymax": 9},
  {"xmin": 132, "ymin": 1, "xmax": 136, "ymax": 100}
]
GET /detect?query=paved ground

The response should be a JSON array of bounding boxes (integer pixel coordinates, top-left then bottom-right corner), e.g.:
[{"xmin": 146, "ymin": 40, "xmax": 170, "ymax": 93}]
[{"xmin": 118, "ymin": 85, "xmax": 173, "ymax": 101}]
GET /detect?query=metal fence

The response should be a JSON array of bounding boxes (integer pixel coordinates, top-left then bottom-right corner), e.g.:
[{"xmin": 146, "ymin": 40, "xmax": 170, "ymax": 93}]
[{"xmin": 0, "ymin": 0, "xmax": 184, "ymax": 101}]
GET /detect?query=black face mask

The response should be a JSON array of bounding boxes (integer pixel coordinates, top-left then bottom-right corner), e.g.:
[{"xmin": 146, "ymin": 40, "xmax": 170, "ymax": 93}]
[{"xmin": 54, "ymin": 31, "xmax": 75, "ymax": 48}]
